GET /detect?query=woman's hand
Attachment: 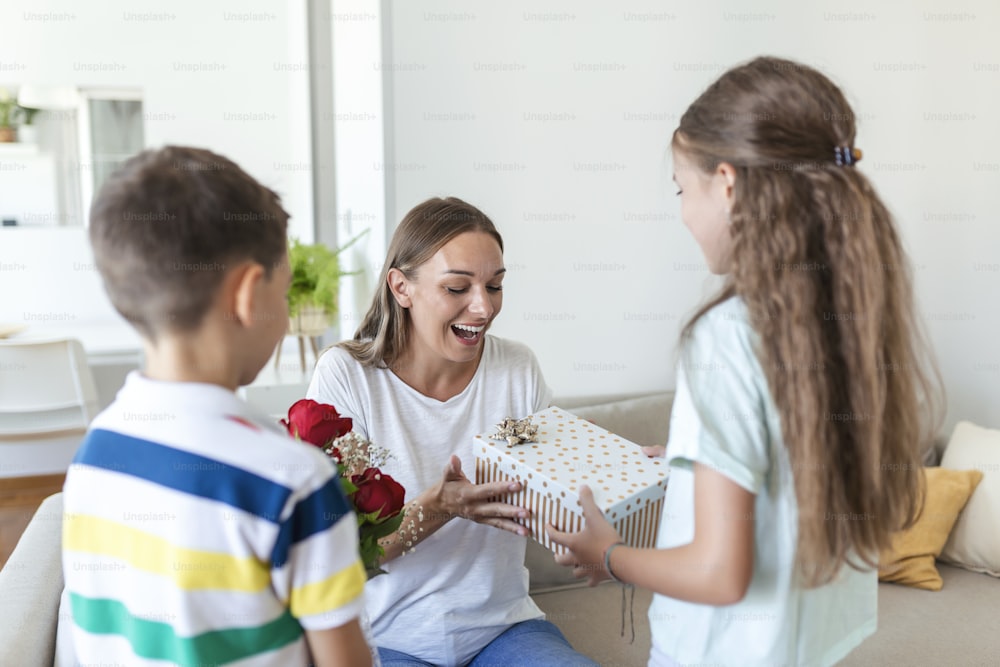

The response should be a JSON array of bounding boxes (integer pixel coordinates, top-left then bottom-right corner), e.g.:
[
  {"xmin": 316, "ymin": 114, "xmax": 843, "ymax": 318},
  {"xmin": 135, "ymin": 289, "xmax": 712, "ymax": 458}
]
[
  {"xmin": 545, "ymin": 485, "xmax": 623, "ymax": 586},
  {"xmin": 430, "ymin": 455, "xmax": 531, "ymax": 537}
]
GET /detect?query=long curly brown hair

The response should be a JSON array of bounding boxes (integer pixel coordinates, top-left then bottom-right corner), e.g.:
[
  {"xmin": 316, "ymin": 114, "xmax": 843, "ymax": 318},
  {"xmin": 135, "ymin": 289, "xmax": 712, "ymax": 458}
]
[{"xmin": 675, "ymin": 57, "xmax": 942, "ymax": 587}]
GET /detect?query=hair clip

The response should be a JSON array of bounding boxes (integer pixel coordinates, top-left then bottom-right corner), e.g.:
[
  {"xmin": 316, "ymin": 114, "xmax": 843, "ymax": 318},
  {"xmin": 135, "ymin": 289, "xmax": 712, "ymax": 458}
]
[{"xmin": 834, "ymin": 146, "xmax": 863, "ymax": 167}]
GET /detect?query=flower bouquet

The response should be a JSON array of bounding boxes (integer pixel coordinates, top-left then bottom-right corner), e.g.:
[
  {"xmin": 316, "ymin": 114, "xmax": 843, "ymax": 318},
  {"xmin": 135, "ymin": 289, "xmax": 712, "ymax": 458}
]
[{"xmin": 281, "ymin": 398, "xmax": 405, "ymax": 577}]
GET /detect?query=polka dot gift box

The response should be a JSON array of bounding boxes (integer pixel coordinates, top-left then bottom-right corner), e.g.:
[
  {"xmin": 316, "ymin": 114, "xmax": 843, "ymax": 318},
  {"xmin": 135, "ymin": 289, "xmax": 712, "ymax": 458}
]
[{"xmin": 474, "ymin": 407, "xmax": 669, "ymax": 554}]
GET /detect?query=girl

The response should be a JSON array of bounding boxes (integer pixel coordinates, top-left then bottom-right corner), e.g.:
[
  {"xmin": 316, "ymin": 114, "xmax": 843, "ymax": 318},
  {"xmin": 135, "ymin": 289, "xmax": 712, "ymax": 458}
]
[
  {"xmin": 547, "ymin": 56, "xmax": 939, "ymax": 666},
  {"xmin": 307, "ymin": 197, "xmax": 598, "ymax": 667}
]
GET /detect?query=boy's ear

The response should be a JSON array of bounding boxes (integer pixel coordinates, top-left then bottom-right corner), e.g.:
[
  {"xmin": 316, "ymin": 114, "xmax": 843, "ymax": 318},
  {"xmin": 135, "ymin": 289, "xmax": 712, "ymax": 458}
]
[
  {"xmin": 387, "ymin": 267, "xmax": 412, "ymax": 308},
  {"xmin": 232, "ymin": 262, "xmax": 266, "ymax": 327}
]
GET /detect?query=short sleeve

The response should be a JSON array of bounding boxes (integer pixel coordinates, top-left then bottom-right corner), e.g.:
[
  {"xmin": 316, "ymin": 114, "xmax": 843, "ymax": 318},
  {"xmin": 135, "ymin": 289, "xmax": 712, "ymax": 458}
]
[
  {"xmin": 665, "ymin": 299, "xmax": 772, "ymax": 494},
  {"xmin": 269, "ymin": 458, "xmax": 366, "ymax": 630},
  {"xmin": 307, "ymin": 348, "xmax": 370, "ymax": 439}
]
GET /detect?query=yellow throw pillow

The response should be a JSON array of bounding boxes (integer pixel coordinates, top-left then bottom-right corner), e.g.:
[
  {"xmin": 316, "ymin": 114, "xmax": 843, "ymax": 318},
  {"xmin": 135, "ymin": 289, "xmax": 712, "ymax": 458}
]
[{"xmin": 878, "ymin": 467, "xmax": 983, "ymax": 590}]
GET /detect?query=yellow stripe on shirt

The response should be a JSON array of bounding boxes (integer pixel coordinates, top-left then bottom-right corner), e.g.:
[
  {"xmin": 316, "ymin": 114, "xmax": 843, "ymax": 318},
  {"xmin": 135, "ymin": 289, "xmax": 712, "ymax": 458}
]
[
  {"xmin": 64, "ymin": 513, "xmax": 270, "ymax": 592},
  {"xmin": 289, "ymin": 559, "xmax": 366, "ymax": 618}
]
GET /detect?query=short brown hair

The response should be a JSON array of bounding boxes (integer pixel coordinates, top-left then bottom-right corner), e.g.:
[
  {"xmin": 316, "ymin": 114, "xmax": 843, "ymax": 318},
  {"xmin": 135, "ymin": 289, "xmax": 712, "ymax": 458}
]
[
  {"xmin": 339, "ymin": 197, "xmax": 503, "ymax": 367},
  {"xmin": 89, "ymin": 146, "xmax": 289, "ymax": 339}
]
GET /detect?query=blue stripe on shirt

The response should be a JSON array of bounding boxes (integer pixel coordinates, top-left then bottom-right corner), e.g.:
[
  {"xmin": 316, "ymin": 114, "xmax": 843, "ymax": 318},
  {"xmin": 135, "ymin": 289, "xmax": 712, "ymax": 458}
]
[
  {"xmin": 271, "ymin": 476, "xmax": 353, "ymax": 569},
  {"xmin": 74, "ymin": 429, "xmax": 292, "ymax": 523}
]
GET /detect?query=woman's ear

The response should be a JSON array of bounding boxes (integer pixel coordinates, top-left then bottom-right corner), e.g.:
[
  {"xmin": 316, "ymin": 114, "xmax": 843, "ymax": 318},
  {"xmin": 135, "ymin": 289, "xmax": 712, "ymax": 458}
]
[{"xmin": 387, "ymin": 267, "xmax": 412, "ymax": 308}]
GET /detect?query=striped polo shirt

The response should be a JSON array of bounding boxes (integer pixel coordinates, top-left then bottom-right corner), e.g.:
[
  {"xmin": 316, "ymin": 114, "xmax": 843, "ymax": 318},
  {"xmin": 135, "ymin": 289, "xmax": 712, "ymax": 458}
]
[{"xmin": 62, "ymin": 372, "xmax": 366, "ymax": 666}]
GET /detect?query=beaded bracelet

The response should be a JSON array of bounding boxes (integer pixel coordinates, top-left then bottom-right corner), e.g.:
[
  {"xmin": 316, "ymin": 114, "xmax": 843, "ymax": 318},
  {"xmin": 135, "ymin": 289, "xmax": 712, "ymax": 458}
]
[{"xmin": 603, "ymin": 541, "xmax": 627, "ymax": 584}]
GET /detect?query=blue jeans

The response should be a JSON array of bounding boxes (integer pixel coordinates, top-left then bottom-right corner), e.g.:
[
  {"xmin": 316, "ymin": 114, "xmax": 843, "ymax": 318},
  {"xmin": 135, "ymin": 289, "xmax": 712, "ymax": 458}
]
[{"xmin": 378, "ymin": 618, "xmax": 599, "ymax": 667}]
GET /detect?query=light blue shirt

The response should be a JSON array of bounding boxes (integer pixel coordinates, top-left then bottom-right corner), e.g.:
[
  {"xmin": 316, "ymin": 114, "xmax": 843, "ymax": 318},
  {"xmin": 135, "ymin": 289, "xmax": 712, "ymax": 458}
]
[{"xmin": 648, "ymin": 297, "xmax": 876, "ymax": 667}]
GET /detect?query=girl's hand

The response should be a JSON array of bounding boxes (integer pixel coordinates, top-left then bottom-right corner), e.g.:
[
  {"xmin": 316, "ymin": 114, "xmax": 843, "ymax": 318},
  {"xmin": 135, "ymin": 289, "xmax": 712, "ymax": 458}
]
[
  {"xmin": 545, "ymin": 485, "xmax": 623, "ymax": 586},
  {"xmin": 642, "ymin": 445, "xmax": 666, "ymax": 458},
  {"xmin": 431, "ymin": 455, "xmax": 530, "ymax": 537}
]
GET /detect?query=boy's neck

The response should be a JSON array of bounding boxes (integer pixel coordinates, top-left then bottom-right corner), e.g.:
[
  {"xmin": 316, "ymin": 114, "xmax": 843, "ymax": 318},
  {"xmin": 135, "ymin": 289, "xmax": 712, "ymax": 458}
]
[{"xmin": 142, "ymin": 332, "xmax": 243, "ymax": 392}]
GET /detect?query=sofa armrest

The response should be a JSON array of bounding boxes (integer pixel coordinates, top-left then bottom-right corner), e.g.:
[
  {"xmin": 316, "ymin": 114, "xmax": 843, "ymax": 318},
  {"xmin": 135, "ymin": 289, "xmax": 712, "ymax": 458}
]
[{"xmin": 0, "ymin": 492, "xmax": 64, "ymax": 667}]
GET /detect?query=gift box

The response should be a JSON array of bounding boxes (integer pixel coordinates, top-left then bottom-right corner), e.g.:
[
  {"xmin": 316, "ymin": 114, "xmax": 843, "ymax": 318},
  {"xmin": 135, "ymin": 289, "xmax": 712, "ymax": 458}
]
[{"xmin": 474, "ymin": 406, "xmax": 669, "ymax": 554}]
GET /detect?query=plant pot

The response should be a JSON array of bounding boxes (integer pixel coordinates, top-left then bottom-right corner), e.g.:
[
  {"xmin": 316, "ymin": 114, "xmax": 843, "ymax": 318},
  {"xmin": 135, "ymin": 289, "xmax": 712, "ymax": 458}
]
[
  {"xmin": 288, "ymin": 306, "xmax": 333, "ymax": 337},
  {"xmin": 16, "ymin": 125, "xmax": 37, "ymax": 144},
  {"xmin": 0, "ymin": 126, "xmax": 16, "ymax": 143}
]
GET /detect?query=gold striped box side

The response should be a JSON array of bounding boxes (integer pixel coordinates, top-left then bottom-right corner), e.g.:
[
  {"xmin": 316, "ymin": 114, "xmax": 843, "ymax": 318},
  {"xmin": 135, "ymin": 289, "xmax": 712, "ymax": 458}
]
[{"xmin": 476, "ymin": 457, "xmax": 663, "ymax": 554}]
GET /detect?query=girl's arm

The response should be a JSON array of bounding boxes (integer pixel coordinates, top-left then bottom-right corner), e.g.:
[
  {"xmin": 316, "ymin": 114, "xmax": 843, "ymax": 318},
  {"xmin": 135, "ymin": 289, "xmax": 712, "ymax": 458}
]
[{"xmin": 546, "ymin": 462, "xmax": 755, "ymax": 605}]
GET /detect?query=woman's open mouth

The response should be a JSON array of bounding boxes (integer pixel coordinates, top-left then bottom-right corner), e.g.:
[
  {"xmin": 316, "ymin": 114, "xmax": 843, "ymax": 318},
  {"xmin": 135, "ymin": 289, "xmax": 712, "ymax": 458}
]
[{"xmin": 451, "ymin": 323, "xmax": 485, "ymax": 345}]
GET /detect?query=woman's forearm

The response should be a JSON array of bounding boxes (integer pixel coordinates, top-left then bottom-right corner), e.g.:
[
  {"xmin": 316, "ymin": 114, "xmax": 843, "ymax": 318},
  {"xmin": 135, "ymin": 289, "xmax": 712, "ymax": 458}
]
[{"xmin": 376, "ymin": 485, "xmax": 453, "ymax": 564}]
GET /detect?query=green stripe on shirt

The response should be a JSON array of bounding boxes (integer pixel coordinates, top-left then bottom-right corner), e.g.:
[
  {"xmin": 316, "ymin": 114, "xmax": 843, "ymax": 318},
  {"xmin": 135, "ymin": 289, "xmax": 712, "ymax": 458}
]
[{"xmin": 70, "ymin": 592, "xmax": 302, "ymax": 665}]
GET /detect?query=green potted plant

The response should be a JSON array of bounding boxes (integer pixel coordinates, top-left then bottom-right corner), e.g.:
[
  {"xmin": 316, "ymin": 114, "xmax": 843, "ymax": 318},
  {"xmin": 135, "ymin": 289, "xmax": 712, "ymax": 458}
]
[
  {"xmin": 0, "ymin": 88, "xmax": 17, "ymax": 142},
  {"xmin": 287, "ymin": 230, "xmax": 369, "ymax": 336}
]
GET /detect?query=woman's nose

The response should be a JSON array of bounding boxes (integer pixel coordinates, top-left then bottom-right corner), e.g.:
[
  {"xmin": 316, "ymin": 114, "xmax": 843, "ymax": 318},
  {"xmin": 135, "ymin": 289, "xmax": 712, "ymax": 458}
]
[{"xmin": 468, "ymin": 286, "xmax": 493, "ymax": 318}]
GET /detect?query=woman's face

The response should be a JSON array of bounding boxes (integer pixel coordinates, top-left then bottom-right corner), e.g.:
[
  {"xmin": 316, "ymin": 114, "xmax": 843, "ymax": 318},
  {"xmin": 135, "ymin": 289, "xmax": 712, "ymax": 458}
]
[
  {"xmin": 392, "ymin": 231, "xmax": 505, "ymax": 365},
  {"xmin": 672, "ymin": 147, "xmax": 735, "ymax": 275}
]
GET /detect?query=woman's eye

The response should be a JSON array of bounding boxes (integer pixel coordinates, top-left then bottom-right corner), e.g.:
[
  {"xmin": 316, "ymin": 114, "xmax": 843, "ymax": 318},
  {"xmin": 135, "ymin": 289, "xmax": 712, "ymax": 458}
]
[
  {"xmin": 445, "ymin": 287, "xmax": 468, "ymax": 295},
  {"xmin": 675, "ymin": 189, "xmax": 683, "ymax": 196},
  {"xmin": 487, "ymin": 285, "xmax": 503, "ymax": 293}
]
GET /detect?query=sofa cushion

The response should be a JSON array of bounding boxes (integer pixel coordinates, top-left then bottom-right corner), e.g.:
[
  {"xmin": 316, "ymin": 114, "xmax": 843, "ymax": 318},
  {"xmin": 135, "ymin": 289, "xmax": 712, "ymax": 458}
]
[
  {"xmin": 533, "ymin": 565, "xmax": 1000, "ymax": 667},
  {"xmin": 532, "ymin": 583, "xmax": 652, "ymax": 665},
  {"xmin": 878, "ymin": 467, "xmax": 982, "ymax": 590},
  {"xmin": 940, "ymin": 420, "xmax": 1000, "ymax": 577},
  {"xmin": 841, "ymin": 564, "xmax": 1000, "ymax": 666}
]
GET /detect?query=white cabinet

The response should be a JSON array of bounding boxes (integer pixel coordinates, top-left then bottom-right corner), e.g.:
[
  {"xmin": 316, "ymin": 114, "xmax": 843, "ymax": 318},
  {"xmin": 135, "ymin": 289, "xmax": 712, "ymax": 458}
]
[{"xmin": 0, "ymin": 143, "xmax": 60, "ymax": 227}]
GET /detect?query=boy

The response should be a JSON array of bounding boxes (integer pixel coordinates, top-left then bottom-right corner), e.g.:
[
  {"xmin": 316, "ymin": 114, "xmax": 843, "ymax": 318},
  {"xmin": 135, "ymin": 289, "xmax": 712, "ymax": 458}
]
[{"xmin": 62, "ymin": 146, "xmax": 372, "ymax": 666}]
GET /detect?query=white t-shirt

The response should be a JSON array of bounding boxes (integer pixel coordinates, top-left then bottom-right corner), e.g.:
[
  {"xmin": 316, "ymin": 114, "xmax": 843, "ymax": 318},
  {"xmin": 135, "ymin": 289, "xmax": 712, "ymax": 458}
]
[
  {"xmin": 307, "ymin": 335, "xmax": 553, "ymax": 666},
  {"xmin": 648, "ymin": 297, "xmax": 877, "ymax": 667}
]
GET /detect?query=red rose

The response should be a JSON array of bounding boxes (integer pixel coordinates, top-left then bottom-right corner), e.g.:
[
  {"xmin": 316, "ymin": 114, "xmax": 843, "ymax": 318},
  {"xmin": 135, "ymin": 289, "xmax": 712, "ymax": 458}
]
[
  {"xmin": 351, "ymin": 468, "xmax": 405, "ymax": 520},
  {"xmin": 281, "ymin": 399, "xmax": 353, "ymax": 447}
]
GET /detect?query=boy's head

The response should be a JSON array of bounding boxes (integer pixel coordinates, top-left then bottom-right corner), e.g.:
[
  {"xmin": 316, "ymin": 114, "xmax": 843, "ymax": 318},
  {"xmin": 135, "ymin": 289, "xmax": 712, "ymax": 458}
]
[
  {"xmin": 90, "ymin": 145, "xmax": 289, "ymax": 336},
  {"xmin": 90, "ymin": 146, "xmax": 290, "ymax": 383}
]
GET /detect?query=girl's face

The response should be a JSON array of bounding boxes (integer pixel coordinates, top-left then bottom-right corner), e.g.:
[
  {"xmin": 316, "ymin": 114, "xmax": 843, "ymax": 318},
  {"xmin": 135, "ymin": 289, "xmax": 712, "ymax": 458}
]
[
  {"xmin": 392, "ymin": 231, "xmax": 505, "ymax": 365},
  {"xmin": 672, "ymin": 148, "xmax": 735, "ymax": 275}
]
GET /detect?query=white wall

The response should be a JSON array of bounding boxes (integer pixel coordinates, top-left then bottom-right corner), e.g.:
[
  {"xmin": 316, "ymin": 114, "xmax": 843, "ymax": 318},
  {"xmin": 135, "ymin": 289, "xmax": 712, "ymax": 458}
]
[
  {"xmin": 330, "ymin": 0, "xmax": 389, "ymax": 339},
  {"xmin": 0, "ymin": 0, "xmax": 316, "ymax": 342},
  {"xmin": 383, "ymin": 0, "xmax": 1000, "ymax": 433},
  {"xmin": 0, "ymin": 0, "xmax": 314, "ymax": 238}
]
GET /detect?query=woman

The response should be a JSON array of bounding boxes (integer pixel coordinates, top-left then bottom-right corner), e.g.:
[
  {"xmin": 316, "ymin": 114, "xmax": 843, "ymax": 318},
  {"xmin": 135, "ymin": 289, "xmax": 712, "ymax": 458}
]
[{"xmin": 307, "ymin": 197, "xmax": 597, "ymax": 667}]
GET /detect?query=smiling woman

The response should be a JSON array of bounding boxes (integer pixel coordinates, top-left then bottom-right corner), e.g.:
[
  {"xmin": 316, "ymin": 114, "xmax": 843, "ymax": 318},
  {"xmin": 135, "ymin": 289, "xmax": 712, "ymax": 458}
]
[{"xmin": 305, "ymin": 197, "xmax": 599, "ymax": 666}]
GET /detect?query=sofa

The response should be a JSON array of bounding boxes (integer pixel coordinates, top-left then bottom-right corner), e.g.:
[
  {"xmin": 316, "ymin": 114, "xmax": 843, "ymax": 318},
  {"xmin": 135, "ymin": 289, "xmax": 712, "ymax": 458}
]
[{"xmin": 2, "ymin": 391, "xmax": 998, "ymax": 666}]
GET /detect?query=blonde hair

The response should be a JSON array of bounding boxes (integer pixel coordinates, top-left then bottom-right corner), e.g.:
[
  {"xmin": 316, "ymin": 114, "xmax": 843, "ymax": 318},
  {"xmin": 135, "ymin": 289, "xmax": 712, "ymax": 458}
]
[
  {"xmin": 675, "ymin": 57, "xmax": 942, "ymax": 586},
  {"xmin": 338, "ymin": 197, "xmax": 503, "ymax": 368}
]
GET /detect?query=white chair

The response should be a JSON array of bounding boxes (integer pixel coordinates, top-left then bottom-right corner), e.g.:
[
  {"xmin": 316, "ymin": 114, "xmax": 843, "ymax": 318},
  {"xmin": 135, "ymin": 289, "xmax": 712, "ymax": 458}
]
[{"xmin": 0, "ymin": 338, "xmax": 99, "ymax": 478}]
